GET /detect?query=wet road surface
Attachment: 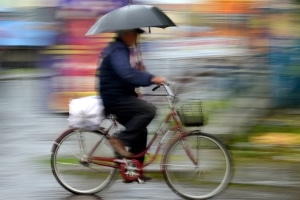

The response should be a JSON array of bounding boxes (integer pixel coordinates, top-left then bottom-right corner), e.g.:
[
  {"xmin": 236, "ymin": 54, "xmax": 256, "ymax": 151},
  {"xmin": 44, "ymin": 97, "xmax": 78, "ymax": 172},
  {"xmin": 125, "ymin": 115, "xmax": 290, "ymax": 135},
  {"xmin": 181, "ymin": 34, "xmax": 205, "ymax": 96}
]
[{"xmin": 1, "ymin": 79, "xmax": 300, "ymax": 200}]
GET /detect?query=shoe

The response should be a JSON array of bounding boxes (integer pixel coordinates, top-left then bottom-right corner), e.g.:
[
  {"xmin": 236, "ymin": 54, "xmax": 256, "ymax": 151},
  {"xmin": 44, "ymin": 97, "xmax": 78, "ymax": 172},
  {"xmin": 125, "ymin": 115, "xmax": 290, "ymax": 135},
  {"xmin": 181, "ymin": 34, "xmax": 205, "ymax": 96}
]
[
  {"xmin": 109, "ymin": 137, "xmax": 133, "ymax": 158},
  {"xmin": 123, "ymin": 174, "xmax": 152, "ymax": 183}
]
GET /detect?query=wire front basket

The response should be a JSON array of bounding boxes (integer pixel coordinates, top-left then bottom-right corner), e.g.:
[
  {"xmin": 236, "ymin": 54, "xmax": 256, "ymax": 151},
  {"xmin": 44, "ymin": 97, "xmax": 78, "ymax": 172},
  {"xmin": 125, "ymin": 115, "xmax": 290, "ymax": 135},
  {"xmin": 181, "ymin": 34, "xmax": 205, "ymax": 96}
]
[{"xmin": 177, "ymin": 100, "xmax": 205, "ymax": 127}]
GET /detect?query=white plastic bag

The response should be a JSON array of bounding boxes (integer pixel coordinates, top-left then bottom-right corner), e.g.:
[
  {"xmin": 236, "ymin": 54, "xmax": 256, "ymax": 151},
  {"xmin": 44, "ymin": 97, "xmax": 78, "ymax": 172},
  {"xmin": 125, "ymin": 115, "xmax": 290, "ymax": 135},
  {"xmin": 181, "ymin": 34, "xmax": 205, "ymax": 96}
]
[{"xmin": 68, "ymin": 96, "xmax": 105, "ymax": 130}]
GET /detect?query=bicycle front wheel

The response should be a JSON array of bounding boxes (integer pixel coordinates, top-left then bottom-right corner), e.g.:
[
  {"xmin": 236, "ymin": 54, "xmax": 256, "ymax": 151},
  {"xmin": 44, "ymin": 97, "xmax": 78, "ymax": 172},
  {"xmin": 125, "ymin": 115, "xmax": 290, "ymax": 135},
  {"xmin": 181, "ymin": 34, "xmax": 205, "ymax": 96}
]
[
  {"xmin": 162, "ymin": 131, "xmax": 232, "ymax": 200},
  {"xmin": 51, "ymin": 129, "xmax": 117, "ymax": 194}
]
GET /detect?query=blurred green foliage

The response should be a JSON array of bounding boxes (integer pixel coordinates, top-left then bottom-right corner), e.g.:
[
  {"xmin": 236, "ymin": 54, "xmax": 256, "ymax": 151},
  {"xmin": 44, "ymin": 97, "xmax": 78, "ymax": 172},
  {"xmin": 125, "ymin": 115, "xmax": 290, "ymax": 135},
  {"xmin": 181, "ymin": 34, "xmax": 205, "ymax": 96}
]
[{"xmin": 294, "ymin": 0, "xmax": 300, "ymax": 4}]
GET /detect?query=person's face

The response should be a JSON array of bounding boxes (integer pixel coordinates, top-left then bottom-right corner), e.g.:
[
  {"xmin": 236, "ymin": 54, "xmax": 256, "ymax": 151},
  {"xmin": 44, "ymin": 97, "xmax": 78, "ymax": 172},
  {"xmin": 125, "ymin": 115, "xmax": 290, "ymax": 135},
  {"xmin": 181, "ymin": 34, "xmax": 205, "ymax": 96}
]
[{"xmin": 123, "ymin": 30, "xmax": 138, "ymax": 47}]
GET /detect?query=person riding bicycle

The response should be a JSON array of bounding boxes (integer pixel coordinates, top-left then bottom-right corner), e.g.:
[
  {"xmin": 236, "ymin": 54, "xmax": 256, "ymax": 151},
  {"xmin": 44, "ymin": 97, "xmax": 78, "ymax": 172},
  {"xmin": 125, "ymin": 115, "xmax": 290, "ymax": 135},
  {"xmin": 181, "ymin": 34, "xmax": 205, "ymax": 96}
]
[{"xmin": 97, "ymin": 28, "xmax": 166, "ymax": 175}]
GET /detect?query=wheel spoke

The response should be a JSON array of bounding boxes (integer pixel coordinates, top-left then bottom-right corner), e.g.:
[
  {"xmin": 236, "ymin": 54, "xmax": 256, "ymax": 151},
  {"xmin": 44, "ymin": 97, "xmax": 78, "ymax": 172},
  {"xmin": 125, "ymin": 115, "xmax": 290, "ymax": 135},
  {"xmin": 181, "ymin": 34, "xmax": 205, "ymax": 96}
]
[
  {"xmin": 51, "ymin": 129, "xmax": 117, "ymax": 194},
  {"xmin": 162, "ymin": 132, "xmax": 232, "ymax": 200},
  {"xmin": 54, "ymin": 141, "xmax": 81, "ymax": 160}
]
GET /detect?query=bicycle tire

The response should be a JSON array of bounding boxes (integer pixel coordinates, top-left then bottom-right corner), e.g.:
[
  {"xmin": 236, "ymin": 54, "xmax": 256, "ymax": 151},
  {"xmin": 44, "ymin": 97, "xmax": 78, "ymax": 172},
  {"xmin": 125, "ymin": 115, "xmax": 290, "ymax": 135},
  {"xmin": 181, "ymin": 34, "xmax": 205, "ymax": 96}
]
[
  {"xmin": 161, "ymin": 131, "xmax": 232, "ymax": 200},
  {"xmin": 51, "ymin": 128, "xmax": 117, "ymax": 194}
]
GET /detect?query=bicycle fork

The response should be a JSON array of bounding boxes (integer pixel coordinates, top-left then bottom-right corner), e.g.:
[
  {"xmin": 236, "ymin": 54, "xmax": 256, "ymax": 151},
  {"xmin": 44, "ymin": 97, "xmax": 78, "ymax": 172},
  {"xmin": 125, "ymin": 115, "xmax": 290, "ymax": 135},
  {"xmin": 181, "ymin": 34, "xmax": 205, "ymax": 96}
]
[{"xmin": 179, "ymin": 133, "xmax": 206, "ymax": 176}]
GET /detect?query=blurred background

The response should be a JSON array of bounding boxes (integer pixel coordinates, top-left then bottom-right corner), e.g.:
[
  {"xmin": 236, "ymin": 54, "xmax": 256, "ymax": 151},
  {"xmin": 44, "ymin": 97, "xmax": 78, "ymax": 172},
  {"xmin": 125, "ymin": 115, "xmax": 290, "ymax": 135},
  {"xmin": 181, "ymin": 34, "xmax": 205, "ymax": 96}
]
[
  {"xmin": 0, "ymin": 0, "xmax": 299, "ymax": 111},
  {"xmin": 1, "ymin": 1, "xmax": 300, "ymax": 199},
  {"xmin": 1, "ymin": 0, "xmax": 300, "ymax": 143}
]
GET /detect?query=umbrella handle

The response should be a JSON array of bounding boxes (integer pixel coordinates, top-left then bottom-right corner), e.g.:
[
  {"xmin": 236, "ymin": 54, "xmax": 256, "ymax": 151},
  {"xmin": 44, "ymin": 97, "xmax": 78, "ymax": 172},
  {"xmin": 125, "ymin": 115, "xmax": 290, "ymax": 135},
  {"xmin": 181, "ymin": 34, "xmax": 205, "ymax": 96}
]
[{"xmin": 135, "ymin": 43, "xmax": 143, "ymax": 64}]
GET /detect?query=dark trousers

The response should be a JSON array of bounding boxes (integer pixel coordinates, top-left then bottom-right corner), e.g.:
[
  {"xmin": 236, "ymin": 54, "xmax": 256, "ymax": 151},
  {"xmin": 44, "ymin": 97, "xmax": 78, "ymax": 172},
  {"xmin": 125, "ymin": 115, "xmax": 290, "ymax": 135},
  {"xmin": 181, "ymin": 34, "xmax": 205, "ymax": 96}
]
[{"xmin": 104, "ymin": 96, "xmax": 156, "ymax": 163}]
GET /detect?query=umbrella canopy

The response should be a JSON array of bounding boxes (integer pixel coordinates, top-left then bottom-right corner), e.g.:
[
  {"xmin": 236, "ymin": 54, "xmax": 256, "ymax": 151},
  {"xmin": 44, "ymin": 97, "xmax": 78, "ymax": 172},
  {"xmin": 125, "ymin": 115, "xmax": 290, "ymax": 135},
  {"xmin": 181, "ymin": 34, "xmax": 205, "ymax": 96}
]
[{"xmin": 86, "ymin": 4, "xmax": 176, "ymax": 36}]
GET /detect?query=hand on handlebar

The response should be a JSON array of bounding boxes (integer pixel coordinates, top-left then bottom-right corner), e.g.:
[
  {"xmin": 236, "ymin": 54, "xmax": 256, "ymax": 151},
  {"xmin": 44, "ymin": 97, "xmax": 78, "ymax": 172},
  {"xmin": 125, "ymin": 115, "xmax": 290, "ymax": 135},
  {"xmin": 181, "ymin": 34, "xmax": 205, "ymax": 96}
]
[{"xmin": 151, "ymin": 76, "xmax": 167, "ymax": 85}]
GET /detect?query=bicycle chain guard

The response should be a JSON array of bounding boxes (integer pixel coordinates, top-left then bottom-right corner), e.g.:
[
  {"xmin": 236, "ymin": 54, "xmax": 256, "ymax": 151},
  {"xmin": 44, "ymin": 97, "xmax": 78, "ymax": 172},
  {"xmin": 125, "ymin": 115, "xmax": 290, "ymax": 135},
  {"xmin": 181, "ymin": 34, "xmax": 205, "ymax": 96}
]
[{"xmin": 119, "ymin": 159, "xmax": 143, "ymax": 182}]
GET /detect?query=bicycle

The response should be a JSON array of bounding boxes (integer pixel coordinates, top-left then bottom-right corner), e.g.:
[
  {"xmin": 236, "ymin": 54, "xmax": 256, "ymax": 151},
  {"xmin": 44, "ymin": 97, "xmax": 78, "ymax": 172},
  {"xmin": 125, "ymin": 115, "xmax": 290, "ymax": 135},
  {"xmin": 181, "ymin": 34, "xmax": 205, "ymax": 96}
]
[{"xmin": 51, "ymin": 83, "xmax": 232, "ymax": 200}]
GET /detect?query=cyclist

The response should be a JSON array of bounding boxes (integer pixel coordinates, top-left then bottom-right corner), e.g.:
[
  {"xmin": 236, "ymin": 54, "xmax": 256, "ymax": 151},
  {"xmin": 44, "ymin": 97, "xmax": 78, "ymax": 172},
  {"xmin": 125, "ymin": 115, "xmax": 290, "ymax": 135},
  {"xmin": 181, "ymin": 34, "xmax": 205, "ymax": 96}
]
[{"xmin": 97, "ymin": 28, "xmax": 166, "ymax": 180}]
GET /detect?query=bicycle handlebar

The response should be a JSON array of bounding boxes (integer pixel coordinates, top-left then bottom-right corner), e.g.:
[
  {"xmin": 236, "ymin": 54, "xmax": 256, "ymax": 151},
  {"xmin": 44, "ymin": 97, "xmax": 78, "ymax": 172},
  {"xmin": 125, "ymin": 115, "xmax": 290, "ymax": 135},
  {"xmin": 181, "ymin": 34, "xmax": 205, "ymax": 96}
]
[
  {"xmin": 151, "ymin": 85, "xmax": 160, "ymax": 92},
  {"xmin": 152, "ymin": 82, "xmax": 175, "ymax": 97}
]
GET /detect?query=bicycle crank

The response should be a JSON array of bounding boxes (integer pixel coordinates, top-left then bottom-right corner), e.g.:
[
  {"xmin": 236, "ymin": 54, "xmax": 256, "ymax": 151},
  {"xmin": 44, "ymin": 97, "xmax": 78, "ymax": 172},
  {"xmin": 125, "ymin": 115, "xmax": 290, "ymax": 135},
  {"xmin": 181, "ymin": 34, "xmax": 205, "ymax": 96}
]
[{"xmin": 116, "ymin": 159, "xmax": 143, "ymax": 182}]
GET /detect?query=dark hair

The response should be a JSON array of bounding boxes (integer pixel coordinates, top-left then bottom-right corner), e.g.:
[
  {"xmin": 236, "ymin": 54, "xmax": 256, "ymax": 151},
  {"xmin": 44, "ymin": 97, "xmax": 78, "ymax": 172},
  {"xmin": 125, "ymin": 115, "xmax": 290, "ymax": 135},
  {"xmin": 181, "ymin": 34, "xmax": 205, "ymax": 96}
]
[{"xmin": 116, "ymin": 28, "xmax": 145, "ymax": 37}]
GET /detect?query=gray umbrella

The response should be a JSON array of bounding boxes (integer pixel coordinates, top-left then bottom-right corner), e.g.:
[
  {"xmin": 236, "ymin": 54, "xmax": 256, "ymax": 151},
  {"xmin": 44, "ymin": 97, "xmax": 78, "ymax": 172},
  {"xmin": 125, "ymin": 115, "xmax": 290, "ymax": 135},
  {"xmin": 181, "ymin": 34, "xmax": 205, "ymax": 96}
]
[{"xmin": 86, "ymin": 4, "xmax": 176, "ymax": 35}]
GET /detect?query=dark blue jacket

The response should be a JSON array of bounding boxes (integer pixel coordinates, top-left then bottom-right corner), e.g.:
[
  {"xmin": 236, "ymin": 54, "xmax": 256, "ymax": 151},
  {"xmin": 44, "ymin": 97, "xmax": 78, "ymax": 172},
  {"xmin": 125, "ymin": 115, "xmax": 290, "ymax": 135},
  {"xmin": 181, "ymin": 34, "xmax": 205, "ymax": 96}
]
[{"xmin": 98, "ymin": 38, "xmax": 154, "ymax": 106}]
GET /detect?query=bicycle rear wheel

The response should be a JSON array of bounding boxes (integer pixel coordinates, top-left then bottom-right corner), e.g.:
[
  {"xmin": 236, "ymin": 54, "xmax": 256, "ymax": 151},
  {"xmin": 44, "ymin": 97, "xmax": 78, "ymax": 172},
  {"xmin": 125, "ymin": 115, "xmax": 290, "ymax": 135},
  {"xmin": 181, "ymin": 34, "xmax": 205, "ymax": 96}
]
[
  {"xmin": 162, "ymin": 131, "xmax": 232, "ymax": 200},
  {"xmin": 51, "ymin": 129, "xmax": 117, "ymax": 194}
]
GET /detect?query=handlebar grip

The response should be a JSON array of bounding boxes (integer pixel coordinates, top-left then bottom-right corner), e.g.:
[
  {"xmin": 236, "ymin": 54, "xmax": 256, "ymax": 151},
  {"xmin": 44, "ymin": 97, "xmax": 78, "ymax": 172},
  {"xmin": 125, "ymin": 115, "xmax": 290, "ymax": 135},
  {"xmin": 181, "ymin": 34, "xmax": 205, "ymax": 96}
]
[
  {"xmin": 152, "ymin": 85, "xmax": 161, "ymax": 91},
  {"xmin": 151, "ymin": 82, "xmax": 175, "ymax": 97}
]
